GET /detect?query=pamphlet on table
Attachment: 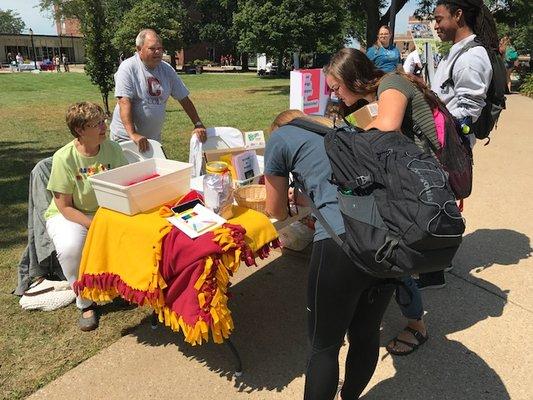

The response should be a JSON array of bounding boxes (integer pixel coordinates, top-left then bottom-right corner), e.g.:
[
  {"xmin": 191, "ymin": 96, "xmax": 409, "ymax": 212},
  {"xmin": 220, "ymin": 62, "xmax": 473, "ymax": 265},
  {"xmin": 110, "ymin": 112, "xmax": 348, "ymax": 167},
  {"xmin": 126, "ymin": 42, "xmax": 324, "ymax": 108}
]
[{"xmin": 167, "ymin": 204, "xmax": 227, "ymax": 238}]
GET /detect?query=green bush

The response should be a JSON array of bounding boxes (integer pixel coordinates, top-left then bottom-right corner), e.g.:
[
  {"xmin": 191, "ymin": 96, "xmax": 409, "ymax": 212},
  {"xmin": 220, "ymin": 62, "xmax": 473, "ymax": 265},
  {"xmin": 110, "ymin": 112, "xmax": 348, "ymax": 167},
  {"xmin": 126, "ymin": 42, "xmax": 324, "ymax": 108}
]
[
  {"xmin": 519, "ymin": 74, "xmax": 533, "ymax": 98},
  {"xmin": 192, "ymin": 59, "xmax": 212, "ymax": 67}
]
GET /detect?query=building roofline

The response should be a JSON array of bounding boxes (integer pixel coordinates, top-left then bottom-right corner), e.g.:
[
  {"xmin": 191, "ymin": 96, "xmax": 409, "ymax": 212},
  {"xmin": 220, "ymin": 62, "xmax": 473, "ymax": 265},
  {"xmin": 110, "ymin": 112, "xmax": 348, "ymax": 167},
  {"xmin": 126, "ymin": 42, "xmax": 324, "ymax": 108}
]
[{"xmin": 0, "ymin": 33, "xmax": 83, "ymax": 39}]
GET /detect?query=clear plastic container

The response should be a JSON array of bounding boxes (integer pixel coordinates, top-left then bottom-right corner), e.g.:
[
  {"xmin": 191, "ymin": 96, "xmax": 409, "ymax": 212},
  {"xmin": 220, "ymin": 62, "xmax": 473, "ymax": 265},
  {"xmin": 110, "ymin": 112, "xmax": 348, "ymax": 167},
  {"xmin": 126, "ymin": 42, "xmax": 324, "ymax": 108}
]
[{"xmin": 203, "ymin": 162, "xmax": 234, "ymax": 219}]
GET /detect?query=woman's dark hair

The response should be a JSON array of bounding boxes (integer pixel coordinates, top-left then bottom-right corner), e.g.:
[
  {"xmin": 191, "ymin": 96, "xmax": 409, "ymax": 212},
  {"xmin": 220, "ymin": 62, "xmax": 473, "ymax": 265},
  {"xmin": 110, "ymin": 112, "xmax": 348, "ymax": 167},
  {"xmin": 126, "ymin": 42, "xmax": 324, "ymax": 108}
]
[
  {"xmin": 324, "ymin": 48, "xmax": 446, "ymax": 117},
  {"xmin": 436, "ymin": 0, "xmax": 499, "ymax": 50},
  {"xmin": 323, "ymin": 48, "xmax": 385, "ymax": 116}
]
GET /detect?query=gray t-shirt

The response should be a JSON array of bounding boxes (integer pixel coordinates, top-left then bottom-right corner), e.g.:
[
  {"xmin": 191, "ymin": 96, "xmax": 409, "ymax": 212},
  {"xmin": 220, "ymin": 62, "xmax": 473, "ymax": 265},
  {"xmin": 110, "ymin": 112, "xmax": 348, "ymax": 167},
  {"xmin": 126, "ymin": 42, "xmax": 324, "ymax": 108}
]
[
  {"xmin": 110, "ymin": 53, "xmax": 190, "ymax": 142},
  {"xmin": 264, "ymin": 125, "xmax": 345, "ymax": 242}
]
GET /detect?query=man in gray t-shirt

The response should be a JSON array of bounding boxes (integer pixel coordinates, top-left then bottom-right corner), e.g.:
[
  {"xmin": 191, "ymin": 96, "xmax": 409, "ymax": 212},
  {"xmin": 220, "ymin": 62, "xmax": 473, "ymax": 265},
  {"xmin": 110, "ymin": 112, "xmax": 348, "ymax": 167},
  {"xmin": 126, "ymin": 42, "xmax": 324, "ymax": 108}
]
[{"xmin": 110, "ymin": 29, "xmax": 207, "ymax": 152}]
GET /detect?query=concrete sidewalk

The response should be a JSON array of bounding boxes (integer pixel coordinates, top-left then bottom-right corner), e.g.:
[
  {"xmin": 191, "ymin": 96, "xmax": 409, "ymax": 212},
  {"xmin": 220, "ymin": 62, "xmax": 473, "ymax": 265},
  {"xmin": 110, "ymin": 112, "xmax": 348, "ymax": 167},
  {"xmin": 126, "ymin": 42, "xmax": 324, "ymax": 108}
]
[{"xmin": 30, "ymin": 95, "xmax": 533, "ymax": 400}]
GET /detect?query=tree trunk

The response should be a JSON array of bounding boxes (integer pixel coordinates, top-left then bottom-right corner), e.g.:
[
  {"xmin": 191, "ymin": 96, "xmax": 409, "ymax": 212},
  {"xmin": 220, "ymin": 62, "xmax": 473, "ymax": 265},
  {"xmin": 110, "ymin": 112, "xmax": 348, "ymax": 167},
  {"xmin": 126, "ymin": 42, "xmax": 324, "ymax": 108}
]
[
  {"xmin": 170, "ymin": 53, "xmax": 177, "ymax": 70},
  {"xmin": 277, "ymin": 52, "xmax": 284, "ymax": 74},
  {"xmin": 364, "ymin": 0, "xmax": 380, "ymax": 49},
  {"xmin": 241, "ymin": 53, "xmax": 249, "ymax": 71},
  {"xmin": 102, "ymin": 91, "xmax": 110, "ymax": 116},
  {"xmin": 379, "ymin": 0, "xmax": 409, "ymax": 28}
]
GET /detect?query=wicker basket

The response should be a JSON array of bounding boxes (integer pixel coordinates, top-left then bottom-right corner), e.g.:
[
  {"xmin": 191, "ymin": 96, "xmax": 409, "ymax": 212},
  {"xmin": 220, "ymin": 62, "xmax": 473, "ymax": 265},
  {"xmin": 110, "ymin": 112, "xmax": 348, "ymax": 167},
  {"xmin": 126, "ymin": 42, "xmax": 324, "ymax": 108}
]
[{"xmin": 234, "ymin": 184, "xmax": 267, "ymax": 214}]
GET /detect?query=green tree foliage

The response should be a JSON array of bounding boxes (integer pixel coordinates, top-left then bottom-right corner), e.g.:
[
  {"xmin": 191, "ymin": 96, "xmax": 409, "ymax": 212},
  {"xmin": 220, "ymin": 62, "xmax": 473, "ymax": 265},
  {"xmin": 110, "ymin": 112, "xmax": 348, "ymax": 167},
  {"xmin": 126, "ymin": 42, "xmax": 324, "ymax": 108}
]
[
  {"xmin": 82, "ymin": 1, "xmax": 118, "ymax": 115},
  {"xmin": 113, "ymin": 0, "xmax": 188, "ymax": 68},
  {"xmin": 40, "ymin": 0, "xmax": 133, "ymax": 113},
  {"xmin": 233, "ymin": 0, "xmax": 346, "ymax": 70},
  {"xmin": 196, "ymin": 0, "xmax": 237, "ymax": 53},
  {"xmin": 416, "ymin": 0, "xmax": 532, "ymax": 54},
  {"xmin": 489, "ymin": 0, "xmax": 532, "ymax": 54},
  {"xmin": 0, "ymin": 9, "xmax": 26, "ymax": 34}
]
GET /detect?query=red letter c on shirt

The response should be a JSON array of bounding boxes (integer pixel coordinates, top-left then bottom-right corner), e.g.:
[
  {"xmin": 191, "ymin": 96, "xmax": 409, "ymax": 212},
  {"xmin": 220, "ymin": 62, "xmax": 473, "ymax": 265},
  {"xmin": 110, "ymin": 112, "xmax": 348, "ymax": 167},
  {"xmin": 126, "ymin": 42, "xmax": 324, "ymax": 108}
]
[{"xmin": 147, "ymin": 77, "xmax": 162, "ymax": 97}]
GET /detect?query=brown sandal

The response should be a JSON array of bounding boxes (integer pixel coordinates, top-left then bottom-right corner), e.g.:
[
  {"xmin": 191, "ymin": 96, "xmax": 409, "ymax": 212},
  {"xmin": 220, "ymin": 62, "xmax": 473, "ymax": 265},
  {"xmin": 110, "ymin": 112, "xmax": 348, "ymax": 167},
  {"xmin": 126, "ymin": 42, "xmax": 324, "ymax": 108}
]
[{"xmin": 386, "ymin": 326, "xmax": 428, "ymax": 356}]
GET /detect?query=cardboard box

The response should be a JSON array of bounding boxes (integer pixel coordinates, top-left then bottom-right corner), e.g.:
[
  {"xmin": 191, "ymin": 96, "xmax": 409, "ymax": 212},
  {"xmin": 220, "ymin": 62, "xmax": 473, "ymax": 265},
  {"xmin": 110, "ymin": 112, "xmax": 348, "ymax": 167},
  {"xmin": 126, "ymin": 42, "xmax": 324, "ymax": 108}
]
[
  {"xmin": 348, "ymin": 102, "xmax": 378, "ymax": 129},
  {"xmin": 89, "ymin": 159, "xmax": 192, "ymax": 215},
  {"xmin": 203, "ymin": 146, "xmax": 264, "ymax": 163}
]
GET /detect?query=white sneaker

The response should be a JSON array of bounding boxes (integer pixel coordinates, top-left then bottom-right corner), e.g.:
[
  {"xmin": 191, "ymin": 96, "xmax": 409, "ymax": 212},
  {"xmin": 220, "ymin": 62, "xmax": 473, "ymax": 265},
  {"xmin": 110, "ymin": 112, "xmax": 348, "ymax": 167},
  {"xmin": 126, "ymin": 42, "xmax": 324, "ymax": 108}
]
[{"xmin": 19, "ymin": 278, "xmax": 76, "ymax": 311}]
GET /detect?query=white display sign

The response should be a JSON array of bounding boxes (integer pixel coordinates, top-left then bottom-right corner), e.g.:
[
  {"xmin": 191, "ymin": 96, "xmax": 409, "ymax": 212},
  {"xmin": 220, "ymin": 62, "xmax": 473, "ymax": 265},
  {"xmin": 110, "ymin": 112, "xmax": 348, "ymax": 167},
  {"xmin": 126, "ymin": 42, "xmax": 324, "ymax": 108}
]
[{"xmin": 289, "ymin": 68, "xmax": 330, "ymax": 116}]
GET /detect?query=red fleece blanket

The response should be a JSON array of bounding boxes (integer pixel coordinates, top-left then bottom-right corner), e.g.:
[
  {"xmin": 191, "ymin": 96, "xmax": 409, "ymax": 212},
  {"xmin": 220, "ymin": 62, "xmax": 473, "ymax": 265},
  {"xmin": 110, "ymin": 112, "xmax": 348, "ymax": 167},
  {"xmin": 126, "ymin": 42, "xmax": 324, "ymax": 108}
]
[{"xmin": 159, "ymin": 227, "xmax": 222, "ymax": 327}]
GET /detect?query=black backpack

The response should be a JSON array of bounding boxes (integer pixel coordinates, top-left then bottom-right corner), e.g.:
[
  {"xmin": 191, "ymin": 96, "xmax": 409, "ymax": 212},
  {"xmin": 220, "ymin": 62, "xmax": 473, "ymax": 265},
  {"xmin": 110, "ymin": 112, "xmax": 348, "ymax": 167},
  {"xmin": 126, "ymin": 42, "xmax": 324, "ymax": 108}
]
[
  {"xmin": 441, "ymin": 38, "xmax": 506, "ymax": 141},
  {"xmin": 288, "ymin": 118, "xmax": 465, "ymax": 279}
]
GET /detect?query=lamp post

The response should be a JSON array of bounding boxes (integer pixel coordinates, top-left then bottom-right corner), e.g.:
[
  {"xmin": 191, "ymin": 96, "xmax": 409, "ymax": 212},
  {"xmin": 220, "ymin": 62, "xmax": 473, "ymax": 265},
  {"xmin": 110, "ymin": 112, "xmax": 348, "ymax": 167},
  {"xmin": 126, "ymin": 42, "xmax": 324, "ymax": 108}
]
[{"xmin": 28, "ymin": 28, "xmax": 37, "ymax": 69}]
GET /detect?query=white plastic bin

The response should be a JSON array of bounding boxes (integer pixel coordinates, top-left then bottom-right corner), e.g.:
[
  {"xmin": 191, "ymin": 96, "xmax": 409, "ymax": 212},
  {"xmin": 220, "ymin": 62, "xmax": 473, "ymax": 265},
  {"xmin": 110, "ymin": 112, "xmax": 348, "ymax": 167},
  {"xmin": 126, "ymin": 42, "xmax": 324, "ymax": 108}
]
[{"xmin": 89, "ymin": 159, "xmax": 192, "ymax": 215}]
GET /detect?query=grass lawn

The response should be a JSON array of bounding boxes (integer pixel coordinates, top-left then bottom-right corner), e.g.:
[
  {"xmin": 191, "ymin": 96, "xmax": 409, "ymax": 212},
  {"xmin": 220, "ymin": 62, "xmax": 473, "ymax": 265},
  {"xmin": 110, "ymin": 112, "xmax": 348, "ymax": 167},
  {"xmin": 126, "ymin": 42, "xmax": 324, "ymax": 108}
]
[{"xmin": 0, "ymin": 71, "xmax": 289, "ymax": 400}]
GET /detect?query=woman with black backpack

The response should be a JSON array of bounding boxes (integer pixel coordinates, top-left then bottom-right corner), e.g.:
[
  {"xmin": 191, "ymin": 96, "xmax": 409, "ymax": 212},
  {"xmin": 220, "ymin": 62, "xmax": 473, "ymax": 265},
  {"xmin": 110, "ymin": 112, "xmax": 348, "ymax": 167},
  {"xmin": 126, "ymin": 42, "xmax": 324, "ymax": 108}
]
[{"xmin": 323, "ymin": 47, "xmax": 457, "ymax": 357}]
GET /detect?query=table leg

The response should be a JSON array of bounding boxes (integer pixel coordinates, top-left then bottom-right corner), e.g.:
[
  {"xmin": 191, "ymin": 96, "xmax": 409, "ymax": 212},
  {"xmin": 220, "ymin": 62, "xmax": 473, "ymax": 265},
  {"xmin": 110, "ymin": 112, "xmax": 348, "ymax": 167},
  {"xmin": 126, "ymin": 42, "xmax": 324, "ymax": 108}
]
[
  {"xmin": 225, "ymin": 338, "xmax": 243, "ymax": 376},
  {"xmin": 151, "ymin": 311, "xmax": 158, "ymax": 330}
]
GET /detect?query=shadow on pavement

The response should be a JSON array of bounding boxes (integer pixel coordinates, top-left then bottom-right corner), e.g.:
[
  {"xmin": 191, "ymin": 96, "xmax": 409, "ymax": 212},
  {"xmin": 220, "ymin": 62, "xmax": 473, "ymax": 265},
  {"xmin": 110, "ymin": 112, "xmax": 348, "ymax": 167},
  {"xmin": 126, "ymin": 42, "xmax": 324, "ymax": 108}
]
[
  {"xmin": 128, "ymin": 228, "xmax": 530, "ymax": 397},
  {"xmin": 452, "ymin": 228, "xmax": 532, "ymax": 288},
  {"xmin": 366, "ymin": 228, "xmax": 531, "ymax": 399},
  {"xmin": 130, "ymin": 252, "xmax": 309, "ymax": 392}
]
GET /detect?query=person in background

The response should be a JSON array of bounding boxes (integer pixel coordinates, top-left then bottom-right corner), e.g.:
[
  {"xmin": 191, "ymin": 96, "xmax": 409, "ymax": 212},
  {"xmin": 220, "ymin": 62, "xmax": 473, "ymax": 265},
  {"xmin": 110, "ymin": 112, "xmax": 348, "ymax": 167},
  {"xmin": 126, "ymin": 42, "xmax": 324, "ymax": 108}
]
[
  {"xmin": 500, "ymin": 34, "xmax": 518, "ymax": 93},
  {"xmin": 53, "ymin": 55, "xmax": 61, "ymax": 73},
  {"xmin": 403, "ymin": 48, "xmax": 423, "ymax": 75},
  {"xmin": 424, "ymin": 0, "xmax": 500, "ymax": 289},
  {"xmin": 16, "ymin": 52, "xmax": 24, "ymax": 71},
  {"xmin": 366, "ymin": 25, "xmax": 401, "ymax": 73},
  {"xmin": 110, "ymin": 29, "xmax": 207, "ymax": 152},
  {"xmin": 62, "ymin": 54, "xmax": 70, "ymax": 72},
  {"xmin": 45, "ymin": 102, "xmax": 128, "ymax": 331},
  {"xmin": 7, "ymin": 52, "xmax": 16, "ymax": 72},
  {"xmin": 265, "ymin": 109, "xmax": 394, "ymax": 399}
]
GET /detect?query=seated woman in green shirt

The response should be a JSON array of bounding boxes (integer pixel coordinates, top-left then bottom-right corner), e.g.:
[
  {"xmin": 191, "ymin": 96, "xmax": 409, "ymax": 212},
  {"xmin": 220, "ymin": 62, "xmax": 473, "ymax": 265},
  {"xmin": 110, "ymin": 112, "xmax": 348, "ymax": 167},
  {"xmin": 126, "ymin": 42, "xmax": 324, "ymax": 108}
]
[
  {"xmin": 324, "ymin": 48, "xmax": 442, "ymax": 356},
  {"xmin": 45, "ymin": 102, "xmax": 128, "ymax": 331}
]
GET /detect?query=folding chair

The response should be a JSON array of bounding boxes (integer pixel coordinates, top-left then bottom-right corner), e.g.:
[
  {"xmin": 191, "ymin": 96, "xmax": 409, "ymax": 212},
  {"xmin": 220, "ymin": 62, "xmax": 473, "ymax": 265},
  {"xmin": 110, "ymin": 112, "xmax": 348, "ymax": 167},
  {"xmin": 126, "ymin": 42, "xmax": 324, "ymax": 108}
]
[
  {"xmin": 119, "ymin": 139, "xmax": 167, "ymax": 164},
  {"xmin": 188, "ymin": 127, "xmax": 245, "ymax": 177}
]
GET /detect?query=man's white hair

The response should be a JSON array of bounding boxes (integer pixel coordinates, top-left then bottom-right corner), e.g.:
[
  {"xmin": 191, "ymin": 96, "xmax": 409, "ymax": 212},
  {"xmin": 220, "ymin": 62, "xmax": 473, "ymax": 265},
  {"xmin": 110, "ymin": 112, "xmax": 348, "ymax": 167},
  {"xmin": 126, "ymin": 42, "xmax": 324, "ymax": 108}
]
[{"xmin": 135, "ymin": 29, "xmax": 161, "ymax": 47}]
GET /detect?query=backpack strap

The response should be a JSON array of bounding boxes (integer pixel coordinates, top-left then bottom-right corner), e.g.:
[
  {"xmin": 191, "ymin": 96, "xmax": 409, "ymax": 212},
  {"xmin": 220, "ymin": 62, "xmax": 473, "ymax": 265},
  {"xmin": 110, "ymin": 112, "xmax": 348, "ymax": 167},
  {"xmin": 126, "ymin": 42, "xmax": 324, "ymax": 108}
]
[
  {"xmin": 286, "ymin": 117, "xmax": 335, "ymax": 136},
  {"xmin": 292, "ymin": 180, "xmax": 345, "ymax": 250},
  {"xmin": 440, "ymin": 39, "xmax": 482, "ymax": 90}
]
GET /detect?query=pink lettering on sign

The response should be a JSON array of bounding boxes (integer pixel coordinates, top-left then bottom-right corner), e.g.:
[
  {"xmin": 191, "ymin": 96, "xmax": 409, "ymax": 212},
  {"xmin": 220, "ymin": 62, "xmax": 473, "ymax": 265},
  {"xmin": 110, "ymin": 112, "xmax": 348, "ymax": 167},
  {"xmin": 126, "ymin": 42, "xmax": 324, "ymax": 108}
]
[
  {"xmin": 147, "ymin": 77, "xmax": 162, "ymax": 97},
  {"xmin": 301, "ymin": 69, "xmax": 321, "ymax": 114}
]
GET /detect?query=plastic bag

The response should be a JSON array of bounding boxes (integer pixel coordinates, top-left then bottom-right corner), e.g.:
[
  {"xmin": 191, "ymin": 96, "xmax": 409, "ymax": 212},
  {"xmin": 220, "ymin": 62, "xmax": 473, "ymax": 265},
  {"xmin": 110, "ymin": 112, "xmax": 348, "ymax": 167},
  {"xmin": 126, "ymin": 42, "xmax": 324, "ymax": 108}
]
[
  {"xmin": 278, "ymin": 221, "xmax": 314, "ymax": 251},
  {"xmin": 203, "ymin": 173, "xmax": 234, "ymax": 219}
]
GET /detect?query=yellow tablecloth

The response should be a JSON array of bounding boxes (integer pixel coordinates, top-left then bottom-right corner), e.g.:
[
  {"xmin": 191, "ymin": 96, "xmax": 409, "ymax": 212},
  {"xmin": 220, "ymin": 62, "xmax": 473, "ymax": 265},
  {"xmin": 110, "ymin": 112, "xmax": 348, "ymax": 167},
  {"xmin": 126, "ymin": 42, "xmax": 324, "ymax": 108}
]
[{"xmin": 75, "ymin": 205, "xmax": 279, "ymax": 344}]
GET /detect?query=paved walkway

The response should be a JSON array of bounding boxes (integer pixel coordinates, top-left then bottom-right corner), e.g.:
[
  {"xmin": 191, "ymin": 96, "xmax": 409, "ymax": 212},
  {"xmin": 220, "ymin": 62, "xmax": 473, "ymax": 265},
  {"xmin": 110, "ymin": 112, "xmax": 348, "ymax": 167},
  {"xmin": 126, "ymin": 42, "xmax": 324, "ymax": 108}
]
[{"xmin": 30, "ymin": 94, "xmax": 533, "ymax": 400}]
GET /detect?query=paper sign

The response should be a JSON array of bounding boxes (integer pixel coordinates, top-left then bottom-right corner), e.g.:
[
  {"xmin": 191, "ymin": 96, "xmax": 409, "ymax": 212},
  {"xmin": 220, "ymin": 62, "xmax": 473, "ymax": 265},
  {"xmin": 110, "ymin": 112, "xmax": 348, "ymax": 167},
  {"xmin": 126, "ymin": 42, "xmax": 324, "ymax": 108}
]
[
  {"xmin": 290, "ymin": 68, "xmax": 330, "ymax": 116},
  {"xmin": 244, "ymin": 130, "xmax": 265, "ymax": 148}
]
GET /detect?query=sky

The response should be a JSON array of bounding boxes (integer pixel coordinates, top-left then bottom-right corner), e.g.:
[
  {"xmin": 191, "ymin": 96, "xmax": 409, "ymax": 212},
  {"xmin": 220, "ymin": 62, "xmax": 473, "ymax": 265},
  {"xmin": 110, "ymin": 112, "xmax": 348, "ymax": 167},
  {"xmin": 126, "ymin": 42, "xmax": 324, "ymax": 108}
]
[{"xmin": 2, "ymin": 0, "xmax": 420, "ymax": 37}]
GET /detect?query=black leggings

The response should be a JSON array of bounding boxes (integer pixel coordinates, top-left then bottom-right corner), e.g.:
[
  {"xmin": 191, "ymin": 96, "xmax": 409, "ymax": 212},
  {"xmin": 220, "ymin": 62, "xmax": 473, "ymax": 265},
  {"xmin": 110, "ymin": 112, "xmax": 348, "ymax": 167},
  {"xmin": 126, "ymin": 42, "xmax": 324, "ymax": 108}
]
[{"xmin": 304, "ymin": 238, "xmax": 393, "ymax": 400}]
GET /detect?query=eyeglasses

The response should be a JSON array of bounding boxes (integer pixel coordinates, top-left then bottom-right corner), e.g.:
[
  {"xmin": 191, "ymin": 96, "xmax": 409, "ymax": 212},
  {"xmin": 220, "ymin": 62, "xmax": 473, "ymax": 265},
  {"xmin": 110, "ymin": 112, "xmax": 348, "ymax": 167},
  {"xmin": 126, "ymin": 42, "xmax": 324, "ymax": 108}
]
[
  {"xmin": 86, "ymin": 119, "xmax": 107, "ymax": 128},
  {"xmin": 148, "ymin": 47, "xmax": 164, "ymax": 53}
]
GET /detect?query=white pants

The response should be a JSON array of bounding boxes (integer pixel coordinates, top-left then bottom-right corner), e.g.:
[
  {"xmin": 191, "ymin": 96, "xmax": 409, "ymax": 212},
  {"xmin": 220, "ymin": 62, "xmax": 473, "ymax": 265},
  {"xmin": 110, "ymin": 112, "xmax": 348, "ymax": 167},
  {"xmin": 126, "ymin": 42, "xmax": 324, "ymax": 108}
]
[{"xmin": 46, "ymin": 214, "xmax": 93, "ymax": 309}]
